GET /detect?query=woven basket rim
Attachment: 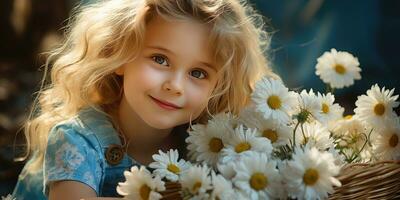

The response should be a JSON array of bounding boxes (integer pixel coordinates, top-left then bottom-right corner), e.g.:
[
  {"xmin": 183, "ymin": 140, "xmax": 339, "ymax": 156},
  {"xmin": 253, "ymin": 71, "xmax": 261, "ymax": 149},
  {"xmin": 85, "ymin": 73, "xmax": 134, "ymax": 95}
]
[
  {"xmin": 330, "ymin": 159, "xmax": 400, "ymax": 199},
  {"xmin": 340, "ymin": 159, "xmax": 400, "ymax": 171}
]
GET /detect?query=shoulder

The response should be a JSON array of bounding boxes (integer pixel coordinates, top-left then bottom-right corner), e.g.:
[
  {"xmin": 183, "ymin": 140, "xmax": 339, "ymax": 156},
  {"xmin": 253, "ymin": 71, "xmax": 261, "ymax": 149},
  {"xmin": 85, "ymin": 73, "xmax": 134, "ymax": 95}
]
[
  {"xmin": 46, "ymin": 118, "xmax": 101, "ymax": 164},
  {"xmin": 47, "ymin": 117, "xmax": 98, "ymax": 151},
  {"xmin": 48, "ymin": 106, "xmax": 118, "ymax": 149},
  {"xmin": 43, "ymin": 108, "xmax": 109, "ymax": 196},
  {"xmin": 44, "ymin": 107, "xmax": 130, "ymax": 196}
]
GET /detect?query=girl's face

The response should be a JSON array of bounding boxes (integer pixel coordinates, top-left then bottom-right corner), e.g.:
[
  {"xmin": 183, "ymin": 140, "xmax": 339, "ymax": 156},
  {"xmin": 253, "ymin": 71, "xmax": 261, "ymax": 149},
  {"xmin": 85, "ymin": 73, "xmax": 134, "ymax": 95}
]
[{"xmin": 116, "ymin": 16, "xmax": 218, "ymax": 129}]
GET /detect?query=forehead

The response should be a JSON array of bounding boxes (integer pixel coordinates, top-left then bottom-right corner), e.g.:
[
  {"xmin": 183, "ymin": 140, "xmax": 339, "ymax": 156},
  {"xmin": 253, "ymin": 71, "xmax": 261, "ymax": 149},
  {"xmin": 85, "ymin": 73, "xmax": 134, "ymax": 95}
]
[{"xmin": 143, "ymin": 16, "xmax": 214, "ymax": 64}]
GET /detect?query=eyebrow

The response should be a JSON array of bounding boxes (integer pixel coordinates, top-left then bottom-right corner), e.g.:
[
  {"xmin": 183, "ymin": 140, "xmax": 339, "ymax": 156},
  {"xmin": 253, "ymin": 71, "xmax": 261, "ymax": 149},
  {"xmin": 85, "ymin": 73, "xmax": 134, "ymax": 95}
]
[{"xmin": 146, "ymin": 45, "xmax": 217, "ymax": 72}]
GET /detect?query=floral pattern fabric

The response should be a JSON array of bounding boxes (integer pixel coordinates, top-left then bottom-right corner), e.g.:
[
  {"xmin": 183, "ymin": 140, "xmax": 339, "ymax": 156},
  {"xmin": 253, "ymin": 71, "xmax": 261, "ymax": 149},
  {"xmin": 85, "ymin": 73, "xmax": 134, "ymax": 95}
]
[
  {"xmin": 44, "ymin": 125, "xmax": 102, "ymax": 194},
  {"xmin": 12, "ymin": 107, "xmax": 137, "ymax": 199}
]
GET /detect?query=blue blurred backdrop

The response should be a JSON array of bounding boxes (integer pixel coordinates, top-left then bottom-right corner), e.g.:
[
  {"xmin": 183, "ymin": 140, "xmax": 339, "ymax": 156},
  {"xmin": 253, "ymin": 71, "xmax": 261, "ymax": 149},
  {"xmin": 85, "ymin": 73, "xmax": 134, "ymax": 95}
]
[{"xmin": 252, "ymin": 0, "xmax": 399, "ymax": 110}]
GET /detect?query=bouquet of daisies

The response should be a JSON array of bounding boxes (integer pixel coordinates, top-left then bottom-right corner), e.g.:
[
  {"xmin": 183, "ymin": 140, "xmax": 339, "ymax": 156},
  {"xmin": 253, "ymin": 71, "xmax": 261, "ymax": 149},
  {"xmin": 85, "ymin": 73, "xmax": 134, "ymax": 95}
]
[{"xmin": 116, "ymin": 49, "xmax": 399, "ymax": 200}]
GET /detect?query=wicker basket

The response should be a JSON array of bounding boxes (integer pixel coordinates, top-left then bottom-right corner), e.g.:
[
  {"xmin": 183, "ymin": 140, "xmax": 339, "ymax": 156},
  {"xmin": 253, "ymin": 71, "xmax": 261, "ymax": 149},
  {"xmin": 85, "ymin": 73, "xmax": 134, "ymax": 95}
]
[
  {"xmin": 160, "ymin": 182, "xmax": 183, "ymax": 200},
  {"xmin": 159, "ymin": 160, "xmax": 400, "ymax": 200},
  {"xmin": 329, "ymin": 160, "xmax": 400, "ymax": 200}
]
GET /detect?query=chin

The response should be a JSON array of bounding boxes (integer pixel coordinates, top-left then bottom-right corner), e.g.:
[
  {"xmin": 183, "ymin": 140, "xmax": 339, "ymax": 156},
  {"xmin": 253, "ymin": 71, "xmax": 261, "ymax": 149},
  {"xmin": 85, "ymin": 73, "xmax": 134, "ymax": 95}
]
[{"xmin": 144, "ymin": 118, "xmax": 178, "ymax": 130}]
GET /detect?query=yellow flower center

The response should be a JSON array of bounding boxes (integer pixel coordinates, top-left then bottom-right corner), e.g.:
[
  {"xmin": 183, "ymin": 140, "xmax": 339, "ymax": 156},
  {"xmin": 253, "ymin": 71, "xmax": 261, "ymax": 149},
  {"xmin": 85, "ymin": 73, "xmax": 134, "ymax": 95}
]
[
  {"xmin": 235, "ymin": 142, "xmax": 251, "ymax": 153},
  {"xmin": 139, "ymin": 184, "xmax": 151, "ymax": 200},
  {"xmin": 334, "ymin": 64, "xmax": 346, "ymax": 74},
  {"xmin": 344, "ymin": 115, "xmax": 353, "ymax": 120},
  {"xmin": 262, "ymin": 129, "xmax": 278, "ymax": 143},
  {"xmin": 192, "ymin": 182, "xmax": 202, "ymax": 194},
  {"xmin": 322, "ymin": 103, "xmax": 330, "ymax": 114},
  {"xmin": 267, "ymin": 95, "xmax": 282, "ymax": 110},
  {"xmin": 167, "ymin": 164, "xmax": 180, "ymax": 174},
  {"xmin": 303, "ymin": 168, "xmax": 319, "ymax": 186},
  {"xmin": 389, "ymin": 134, "xmax": 399, "ymax": 147},
  {"xmin": 374, "ymin": 103, "xmax": 385, "ymax": 116},
  {"xmin": 209, "ymin": 137, "xmax": 224, "ymax": 153},
  {"xmin": 249, "ymin": 172, "xmax": 268, "ymax": 191}
]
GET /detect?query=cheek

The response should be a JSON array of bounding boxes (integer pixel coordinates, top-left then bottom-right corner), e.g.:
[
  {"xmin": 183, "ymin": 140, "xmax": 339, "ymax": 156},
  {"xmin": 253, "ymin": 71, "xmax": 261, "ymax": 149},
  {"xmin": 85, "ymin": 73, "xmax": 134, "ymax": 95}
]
[
  {"xmin": 185, "ymin": 84, "xmax": 212, "ymax": 115},
  {"xmin": 124, "ymin": 64, "xmax": 164, "ymax": 91}
]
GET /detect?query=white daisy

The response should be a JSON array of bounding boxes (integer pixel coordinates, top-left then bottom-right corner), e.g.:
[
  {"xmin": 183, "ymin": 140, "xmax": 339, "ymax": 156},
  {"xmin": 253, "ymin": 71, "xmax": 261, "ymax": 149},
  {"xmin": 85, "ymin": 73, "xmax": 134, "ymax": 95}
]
[
  {"xmin": 341, "ymin": 127, "xmax": 368, "ymax": 151},
  {"xmin": 232, "ymin": 189, "xmax": 252, "ymax": 199},
  {"xmin": 294, "ymin": 121, "xmax": 334, "ymax": 151},
  {"xmin": 233, "ymin": 152, "xmax": 283, "ymax": 200},
  {"xmin": 295, "ymin": 89, "xmax": 322, "ymax": 123},
  {"xmin": 330, "ymin": 115, "xmax": 365, "ymax": 138},
  {"xmin": 355, "ymin": 84, "xmax": 399, "ymax": 129},
  {"xmin": 149, "ymin": 149, "xmax": 190, "ymax": 182},
  {"xmin": 372, "ymin": 120, "xmax": 400, "ymax": 160},
  {"xmin": 210, "ymin": 171, "xmax": 235, "ymax": 200},
  {"xmin": 238, "ymin": 105, "xmax": 292, "ymax": 147},
  {"xmin": 251, "ymin": 77, "xmax": 298, "ymax": 126},
  {"xmin": 327, "ymin": 147, "xmax": 346, "ymax": 167},
  {"xmin": 330, "ymin": 115, "xmax": 373, "ymax": 163},
  {"xmin": 180, "ymin": 165, "xmax": 212, "ymax": 199},
  {"xmin": 359, "ymin": 147, "xmax": 375, "ymax": 163},
  {"xmin": 339, "ymin": 137, "xmax": 374, "ymax": 163},
  {"xmin": 316, "ymin": 92, "xmax": 344, "ymax": 125},
  {"xmin": 280, "ymin": 145, "xmax": 341, "ymax": 200},
  {"xmin": 186, "ymin": 113, "xmax": 235, "ymax": 167},
  {"xmin": 117, "ymin": 166, "xmax": 165, "ymax": 200},
  {"xmin": 315, "ymin": 48, "xmax": 361, "ymax": 89},
  {"xmin": 220, "ymin": 125, "xmax": 273, "ymax": 164},
  {"xmin": 186, "ymin": 123, "xmax": 206, "ymax": 161},
  {"xmin": 193, "ymin": 117, "xmax": 232, "ymax": 167},
  {"xmin": 210, "ymin": 112, "xmax": 240, "ymax": 130},
  {"xmin": 1, "ymin": 194, "xmax": 15, "ymax": 200},
  {"xmin": 217, "ymin": 161, "xmax": 237, "ymax": 180}
]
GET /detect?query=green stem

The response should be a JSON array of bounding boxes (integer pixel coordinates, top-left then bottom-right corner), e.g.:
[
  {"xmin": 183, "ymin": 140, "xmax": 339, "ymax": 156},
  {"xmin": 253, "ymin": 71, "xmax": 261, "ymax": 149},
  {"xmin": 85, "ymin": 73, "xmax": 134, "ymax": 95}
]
[
  {"xmin": 349, "ymin": 128, "xmax": 373, "ymax": 163},
  {"xmin": 358, "ymin": 129, "xmax": 373, "ymax": 154},
  {"xmin": 326, "ymin": 84, "xmax": 335, "ymax": 94},
  {"xmin": 292, "ymin": 121, "xmax": 300, "ymax": 150},
  {"xmin": 300, "ymin": 123, "xmax": 307, "ymax": 144}
]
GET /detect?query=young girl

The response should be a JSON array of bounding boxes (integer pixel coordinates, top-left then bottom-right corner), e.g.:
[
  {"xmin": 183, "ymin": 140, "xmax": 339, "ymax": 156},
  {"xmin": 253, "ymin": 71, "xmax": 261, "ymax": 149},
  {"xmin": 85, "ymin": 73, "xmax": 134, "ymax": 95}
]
[{"xmin": 12, "ymin": 0, "xmax": 277, "ymax": 199}]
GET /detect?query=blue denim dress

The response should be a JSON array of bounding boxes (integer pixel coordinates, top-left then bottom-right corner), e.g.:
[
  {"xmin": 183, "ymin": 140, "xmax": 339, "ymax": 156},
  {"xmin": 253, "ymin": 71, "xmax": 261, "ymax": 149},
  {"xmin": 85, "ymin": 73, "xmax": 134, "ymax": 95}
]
[{"xmin": 12, "ymin": 106, "xmax": 188, "ymax": 199}]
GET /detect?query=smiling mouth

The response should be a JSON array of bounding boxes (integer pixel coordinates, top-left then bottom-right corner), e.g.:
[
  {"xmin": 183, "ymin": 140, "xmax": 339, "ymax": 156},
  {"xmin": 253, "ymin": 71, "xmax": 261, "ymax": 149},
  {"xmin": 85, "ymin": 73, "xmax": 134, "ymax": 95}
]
[{"xmin": 149, "ymin": 96, "xmax": 182, "ymax": 110}]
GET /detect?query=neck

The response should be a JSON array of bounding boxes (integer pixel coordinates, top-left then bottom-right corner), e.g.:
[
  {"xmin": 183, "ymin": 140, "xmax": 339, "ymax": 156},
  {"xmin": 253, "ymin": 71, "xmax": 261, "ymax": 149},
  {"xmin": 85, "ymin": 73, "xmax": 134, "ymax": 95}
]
[{"xmin": 113, "ymin": 97, "xmax": 175, "ymax": 164}]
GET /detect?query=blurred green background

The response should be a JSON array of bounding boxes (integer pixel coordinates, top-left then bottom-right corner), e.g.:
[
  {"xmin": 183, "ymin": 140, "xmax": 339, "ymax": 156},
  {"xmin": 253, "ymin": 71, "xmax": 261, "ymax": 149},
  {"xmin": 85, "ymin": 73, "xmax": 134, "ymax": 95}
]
[{"xmin": 1, "ymin": 0, "xmax": 399, "ymax": 196}]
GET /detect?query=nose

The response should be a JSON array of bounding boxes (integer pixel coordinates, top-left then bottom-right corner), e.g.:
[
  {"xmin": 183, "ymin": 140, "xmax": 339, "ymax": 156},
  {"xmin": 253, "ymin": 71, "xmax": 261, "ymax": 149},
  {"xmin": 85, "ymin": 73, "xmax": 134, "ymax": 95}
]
[{"xmin": 162, "ymin": 72, "xmax": 185, "ymax": 95}]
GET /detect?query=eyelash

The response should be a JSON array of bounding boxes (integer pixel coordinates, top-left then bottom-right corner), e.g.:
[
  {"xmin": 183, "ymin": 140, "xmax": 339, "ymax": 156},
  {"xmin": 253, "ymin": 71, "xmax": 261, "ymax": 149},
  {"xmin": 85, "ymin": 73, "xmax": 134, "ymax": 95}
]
[
  {"xmin": 151, "ymin": 55, "xmax": 208, "ymax": 79},
  {"xmin": 151, "ymin": 54, "xmax": 169, "ymax": 66}
]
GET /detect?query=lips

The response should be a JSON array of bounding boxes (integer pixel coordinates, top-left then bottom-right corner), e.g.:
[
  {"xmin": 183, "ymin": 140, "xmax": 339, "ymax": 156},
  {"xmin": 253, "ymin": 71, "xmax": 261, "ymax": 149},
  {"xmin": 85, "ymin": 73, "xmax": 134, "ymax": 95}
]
[{"xmin": 150, "ymin": 96, "xmax": 182, "ymax": 110}]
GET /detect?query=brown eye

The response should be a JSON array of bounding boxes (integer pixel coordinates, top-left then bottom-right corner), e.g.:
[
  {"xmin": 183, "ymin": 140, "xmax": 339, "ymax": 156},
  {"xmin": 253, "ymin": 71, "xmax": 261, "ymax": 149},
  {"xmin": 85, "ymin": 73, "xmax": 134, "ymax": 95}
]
[
  {"xmin": 190, "ymin": 69, "xmax": 207, "ymax": 79},
  {"xmin": 152, "ymin": 55, "xmax": 169, "ymax": 66}
]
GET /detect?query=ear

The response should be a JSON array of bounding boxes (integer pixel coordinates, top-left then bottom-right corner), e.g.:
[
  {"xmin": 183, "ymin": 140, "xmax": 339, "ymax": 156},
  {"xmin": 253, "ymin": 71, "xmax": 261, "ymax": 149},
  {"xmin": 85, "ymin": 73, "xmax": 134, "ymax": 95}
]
[{"xmin": 115, "ymin": 66, "xmax": 125, "ymax": 75}]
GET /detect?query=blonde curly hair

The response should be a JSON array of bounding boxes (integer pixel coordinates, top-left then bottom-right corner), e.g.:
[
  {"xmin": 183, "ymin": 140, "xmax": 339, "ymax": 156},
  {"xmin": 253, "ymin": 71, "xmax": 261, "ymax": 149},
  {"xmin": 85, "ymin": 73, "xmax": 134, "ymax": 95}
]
[{"xmin": 21, "ymin": 0, "xmax": 278, "ymax": 171}]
